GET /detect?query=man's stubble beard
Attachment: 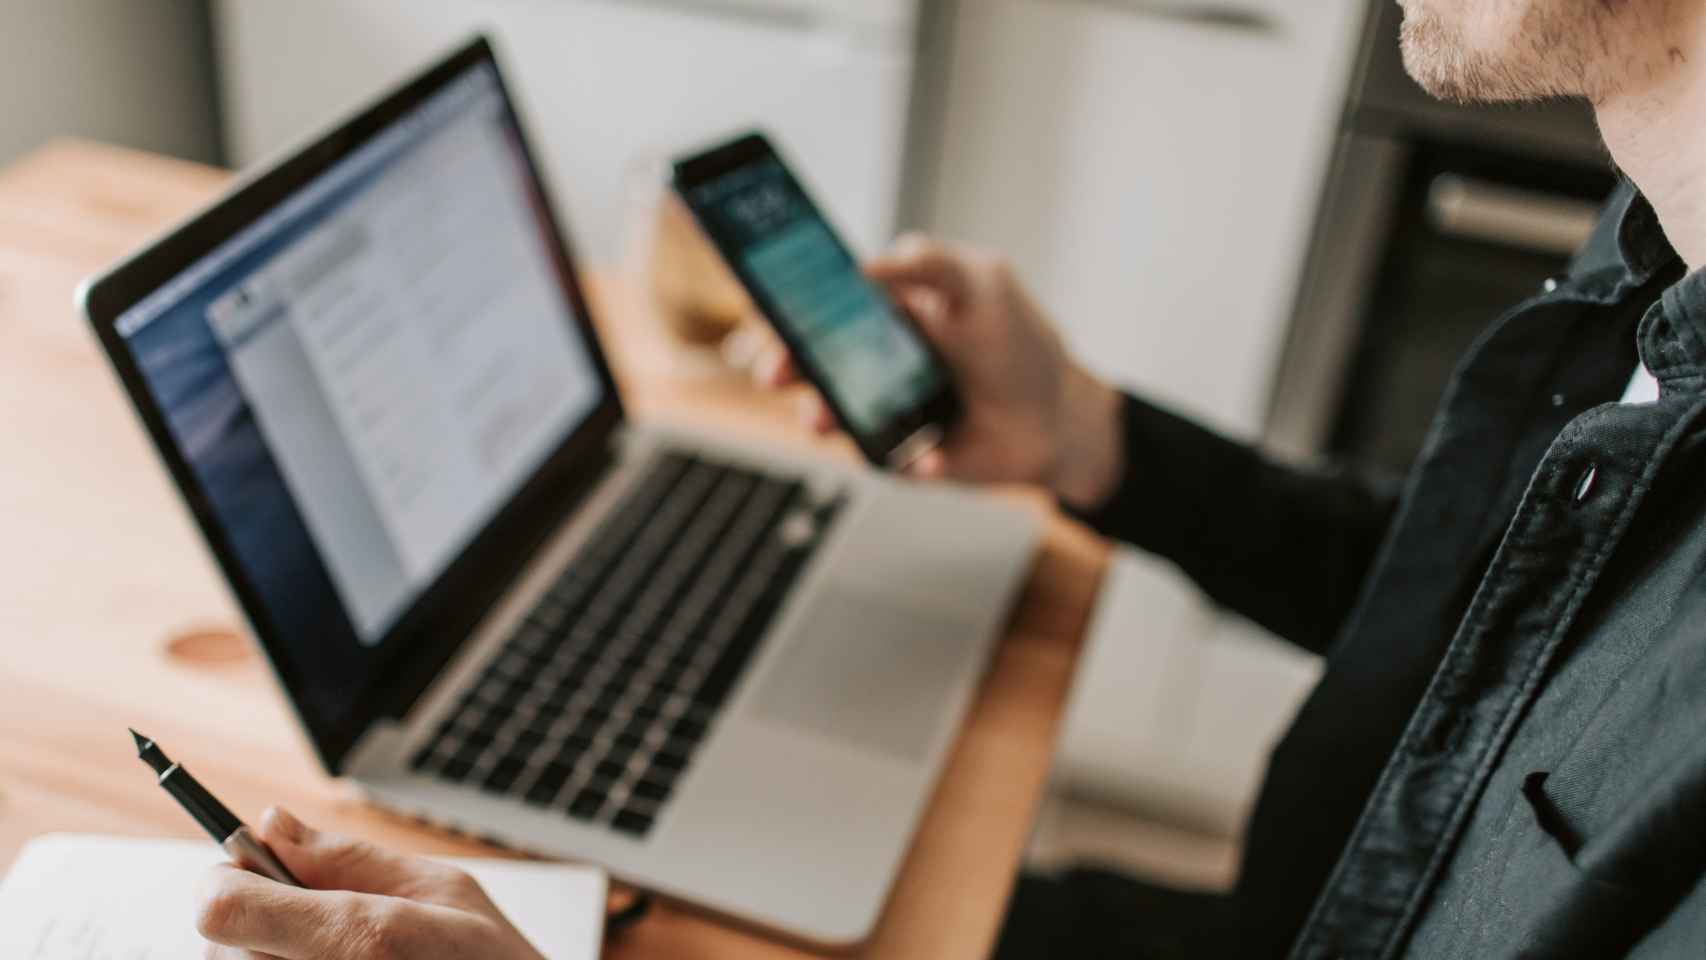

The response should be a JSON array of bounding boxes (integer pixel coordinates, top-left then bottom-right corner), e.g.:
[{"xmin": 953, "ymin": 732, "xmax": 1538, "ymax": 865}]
[{"xmin": 1399, "ymin": 0, "xmax": 1601, "ymax": 105}]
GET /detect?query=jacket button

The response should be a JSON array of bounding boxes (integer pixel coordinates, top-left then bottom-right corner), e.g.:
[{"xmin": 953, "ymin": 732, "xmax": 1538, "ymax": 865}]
[{"xmin": 1572, "ymin": 465, "xmax": 1598, "ymax": 502}]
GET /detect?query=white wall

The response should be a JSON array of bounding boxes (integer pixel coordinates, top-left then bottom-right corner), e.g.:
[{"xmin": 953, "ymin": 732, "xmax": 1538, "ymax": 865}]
[{"xmin": 0, "ymin": 0, "xmax": 220, "ymax": 167}]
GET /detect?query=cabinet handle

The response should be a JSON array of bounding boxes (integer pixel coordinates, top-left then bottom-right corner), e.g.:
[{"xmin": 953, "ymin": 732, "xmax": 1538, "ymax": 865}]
[
  {"xmin": 1425, "ymin": 175, "xmax": 1600, "ymax": 256},
  {"xmin": 593, "ymin": 0, "xmax": 916, "ymax": 45},
  {"xmin": 596, "ymin": 0, "xmax": 815, "ymax": 30},
  {"xmin": 1049, "ymin": 0, "xmax": 1277, "ymax": 33}
]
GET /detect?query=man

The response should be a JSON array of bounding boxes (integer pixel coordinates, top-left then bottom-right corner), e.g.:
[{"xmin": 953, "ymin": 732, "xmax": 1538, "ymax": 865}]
[{"xmin": 198, "ymin": 0, "xmax": 1706, "ymax": 956}]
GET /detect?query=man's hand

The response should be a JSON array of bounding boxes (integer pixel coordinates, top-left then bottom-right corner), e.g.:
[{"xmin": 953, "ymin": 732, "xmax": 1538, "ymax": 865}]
[
  {"xmin": 751, "ymin": 234, "xmax": 1125, "ymax": 510},
  {"xmin": 197, "ymin": 807, "xmax": 546, "ymax": 960}
]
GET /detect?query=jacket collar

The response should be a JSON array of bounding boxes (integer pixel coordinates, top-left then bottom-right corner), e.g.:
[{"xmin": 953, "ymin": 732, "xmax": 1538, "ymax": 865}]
[
  {"xmin": 1581, "ymin": 180, "xmax": 1706, "ymax": 385},
  {"xmin": 1569, "ymin": 180, "xmax": 1676, "ymax": 296},
  {"xmin": 1641, "ymin": 268, "xmax": 1706, "ymax": 384}
]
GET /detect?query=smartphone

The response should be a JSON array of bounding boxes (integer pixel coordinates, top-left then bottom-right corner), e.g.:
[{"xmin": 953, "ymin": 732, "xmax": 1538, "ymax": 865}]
[{"xmin": 672, "ymin": 132, "xmax": 960, "ymax": 469}]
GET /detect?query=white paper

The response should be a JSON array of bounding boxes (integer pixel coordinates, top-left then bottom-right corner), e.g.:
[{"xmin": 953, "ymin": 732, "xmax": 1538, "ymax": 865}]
[{"xmin": 0, "ymin": 835, "xmax": 605, "ymax": 959}]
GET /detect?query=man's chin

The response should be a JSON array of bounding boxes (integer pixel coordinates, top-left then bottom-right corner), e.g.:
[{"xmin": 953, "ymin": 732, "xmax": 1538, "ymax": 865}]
[
  {"xmin": 1399, "ymin": 16, "xmax": 1511, "ymax": 105},
  {"xmin": 1401, "ymin": 55, "xmax": 1475, "ymax": 104},
  {"xmin": 1397, "ymin": 5, "xmax": 1584, "ymax": 106}
]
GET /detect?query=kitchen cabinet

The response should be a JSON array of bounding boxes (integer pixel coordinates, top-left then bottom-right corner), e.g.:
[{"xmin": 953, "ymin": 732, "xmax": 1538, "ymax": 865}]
[
  {"xmin": 918, "ymin": 0, "xmax": 1365, "ymax": 831},
  {"xmin": 214, "ymin": 0, "xmax": 920, "ymax": 261}
]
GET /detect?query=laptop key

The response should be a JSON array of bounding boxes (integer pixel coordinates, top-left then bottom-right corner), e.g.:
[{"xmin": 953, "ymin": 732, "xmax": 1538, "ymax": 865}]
[
  {"xmin": 670, "ymin": 715, "xmax": 708, "ymax": 743},
  {"xmin": 524, "ymin": 765, "xmax": 573, "ymax": 807},
  {"xmin": 648, "ymin": 751, "xmax": 689, "ymax": 775},
  {"xmin": 510, "ymin": 729, "xmax": 547, "ymax": 754},
  {"xmin": 612, "ymin": 810, "xmax": 654, "ymax": 836},
  {"xmin": 481, "ymin": 756, "xmax": 528, "ymax": 792},
  {"xmin": 659, "ymin": 733, "xmax": 702, "ymax": 764},
  {"xmin": 630, "ymin": 778, "xmax": 673, "ymax": 803},
  {"xmin": 555, "ymin": 729, "xmax": 596, "ymax": 754},
  {"xmin": 567, "ymin": 791, "xmax": 606, "ymax": 821}
]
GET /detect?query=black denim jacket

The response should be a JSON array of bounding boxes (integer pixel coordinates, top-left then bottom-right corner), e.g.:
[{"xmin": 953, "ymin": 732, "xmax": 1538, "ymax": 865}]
[{"xmin": 1081, "ymin": 183, "xmax": 1706, "ymax": 957}]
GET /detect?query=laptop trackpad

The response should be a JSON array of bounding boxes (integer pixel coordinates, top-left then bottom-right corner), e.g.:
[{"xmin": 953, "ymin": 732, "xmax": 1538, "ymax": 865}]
[{"xmin": 750, "ymin": 589, "xmax": 973, "ymax": 764}]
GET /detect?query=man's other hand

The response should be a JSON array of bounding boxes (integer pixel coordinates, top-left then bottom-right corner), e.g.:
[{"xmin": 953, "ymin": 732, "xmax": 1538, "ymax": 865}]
[
  {"xmin": 197, "ymin": 807, "xmax": 547, "ymax": 960},
  {"xmin": 749, "ymin": 234, "xmax": 1125, "ymax": 510}
]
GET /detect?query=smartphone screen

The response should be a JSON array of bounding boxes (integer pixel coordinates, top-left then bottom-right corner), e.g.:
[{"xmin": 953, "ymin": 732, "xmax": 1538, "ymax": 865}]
[{"xmin": 675, "ymin": 136, "xmax": 957, "ymax": 465}]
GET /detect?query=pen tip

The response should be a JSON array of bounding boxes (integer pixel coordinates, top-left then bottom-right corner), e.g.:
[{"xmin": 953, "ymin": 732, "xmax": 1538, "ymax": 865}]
[{"xmin": 129, "ymin": 728, "xmax": 149, "ymax": 752}]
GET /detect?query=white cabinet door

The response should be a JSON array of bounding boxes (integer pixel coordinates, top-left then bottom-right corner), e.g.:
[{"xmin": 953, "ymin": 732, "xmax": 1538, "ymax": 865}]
[
  {"xmin": 215, "ymin": 0, "xmax": 918, "ymax": 260},
  {"xmin": 925, "ymin": 0, "xmax": 1362, "ymax": 432},
  {"xmin": 924, "ymin": 0, "xmax": 1363, "ymax": 828}
]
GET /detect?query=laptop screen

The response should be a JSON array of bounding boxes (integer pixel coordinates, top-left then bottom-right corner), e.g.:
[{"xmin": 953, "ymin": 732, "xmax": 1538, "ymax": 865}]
[{"xmin": 110, "ymin": 60, "xmax": 606, "ymax": 735}]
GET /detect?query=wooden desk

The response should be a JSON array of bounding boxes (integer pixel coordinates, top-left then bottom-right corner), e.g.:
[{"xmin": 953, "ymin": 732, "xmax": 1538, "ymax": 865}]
[{"xmin": 0, "ymin": 140, "xmax": 1108, "ymax": 959}]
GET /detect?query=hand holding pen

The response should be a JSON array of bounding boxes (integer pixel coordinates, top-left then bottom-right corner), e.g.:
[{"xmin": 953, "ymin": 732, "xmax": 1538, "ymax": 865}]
[{"xmin": 129, "ymin": 729, "xmax": 548, "ymax": 958}]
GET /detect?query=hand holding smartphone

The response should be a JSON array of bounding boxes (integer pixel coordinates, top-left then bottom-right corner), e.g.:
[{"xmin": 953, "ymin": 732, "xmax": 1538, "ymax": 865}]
[{"xmin": 672, "ymin": 132, "xmax": 960, "ymax": 469}]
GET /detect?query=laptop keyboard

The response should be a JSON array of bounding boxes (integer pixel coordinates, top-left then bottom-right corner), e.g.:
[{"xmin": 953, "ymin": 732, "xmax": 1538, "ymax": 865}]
[{"xmin": 409, "ymin": 451, "xmax": 843, "ymax": 839}]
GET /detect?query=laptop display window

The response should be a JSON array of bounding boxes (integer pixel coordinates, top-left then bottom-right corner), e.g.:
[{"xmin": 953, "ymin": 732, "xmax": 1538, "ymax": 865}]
[{"xmin": 107, "ymin": 60, "xmax": 606, "ymax": 738}]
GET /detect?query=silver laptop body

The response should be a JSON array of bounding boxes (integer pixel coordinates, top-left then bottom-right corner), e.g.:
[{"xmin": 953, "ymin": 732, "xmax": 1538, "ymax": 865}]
[
  {"xmin": 79, "ymin": 37, "xmax": 1036, "ymax": 947},
  {"xmin": 350, "ymin": 420, "xmax": 1035, "ymax": 944}
]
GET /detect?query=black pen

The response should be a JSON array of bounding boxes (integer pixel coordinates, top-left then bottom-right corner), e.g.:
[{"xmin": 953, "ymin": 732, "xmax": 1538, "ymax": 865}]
[{"xmin": 129, "ymin": 728, "xmax": 301, "ymax": 886}]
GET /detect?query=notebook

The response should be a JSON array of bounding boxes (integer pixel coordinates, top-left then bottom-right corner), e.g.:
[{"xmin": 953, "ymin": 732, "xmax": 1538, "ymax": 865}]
[{"xmin": 0, "ymin": 834, "xmax": 606, "ymax": 959}]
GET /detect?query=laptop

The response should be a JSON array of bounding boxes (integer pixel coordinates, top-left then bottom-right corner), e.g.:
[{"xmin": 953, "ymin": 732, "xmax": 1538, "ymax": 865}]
[{"xmin": 78, "ymin": 37, "xmax": 1036, "ymax": 946}]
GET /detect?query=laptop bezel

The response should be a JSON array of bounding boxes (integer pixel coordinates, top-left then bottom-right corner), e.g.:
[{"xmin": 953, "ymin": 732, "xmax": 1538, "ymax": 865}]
[{"xmin": 79, "ymin": 35, "xmax": 624, "ymax": 774}]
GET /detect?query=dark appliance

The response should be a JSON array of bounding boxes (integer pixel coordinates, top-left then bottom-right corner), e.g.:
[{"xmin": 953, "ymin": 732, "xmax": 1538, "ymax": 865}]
[{"xmin": 1265, "ymin": 0, "xmax": 1615, "ymax": 473}]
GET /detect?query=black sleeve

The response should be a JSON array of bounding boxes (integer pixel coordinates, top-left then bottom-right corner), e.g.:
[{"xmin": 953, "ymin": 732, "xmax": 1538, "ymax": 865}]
[{"xmin": 1071, "ymin": 393, "xmax": 1401, "ymax": 656}]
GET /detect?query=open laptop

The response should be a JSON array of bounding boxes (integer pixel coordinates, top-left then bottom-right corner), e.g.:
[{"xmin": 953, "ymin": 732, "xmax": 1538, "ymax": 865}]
[{"xmin": 78, "ymin": 37, "xmax": 1035, "ymax": 946}]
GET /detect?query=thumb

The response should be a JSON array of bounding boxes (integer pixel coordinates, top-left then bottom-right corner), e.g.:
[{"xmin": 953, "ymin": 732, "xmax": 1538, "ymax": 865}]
[
  {"xmin": 907, "ymin": 447, "xmax": 949, "ymax": 481},
  {"xmin": 896, "ymin": 286, "xmax": 958, "ymax": 352},
  {"xmin": 257, "ymin": 807, "xmax": 426, "ymax": 896},
  {"xmin": 866, "ymin": 235, "xmax": 969, "ymax": 305}
]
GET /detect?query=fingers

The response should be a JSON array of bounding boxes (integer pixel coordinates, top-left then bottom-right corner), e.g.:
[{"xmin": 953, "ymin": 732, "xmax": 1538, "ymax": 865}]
[
  {"xmin": 793, "ymin": 392, "xmax": 836, "ymax": 435},
  {"xmin": 256, "ymin": 807, "xmax": 457, "ymax": 898},
  {"xmin": 756, "ymin": 340, "xmax": 800, "ymax": 389},
  {"xmin": 204, "ymin": 945, "xmax": 284, "ymax": 960},
  {"xmin": 733, "ymin": 321, "xmax": 804, "ymax": 391},
  {"xmin": 764, "ymin": 352, "xmax": 833, "ymax": 434},
  {"xmin": 196, "ymin": 864, "xmax": 342, "ymax": 958},
  {"xmin": 735, "ymin": 319, "xmax": 834, "ymax": 434},
  {"xmin": 198, "ymin": 864, "xmax": 496, "ymax": 960},
  {"xmin": 866, "ymin": 233, "xmax": 970, "ymax": 305},
  {"xmin": 907, "ymin": 447, "xmax": 949, "ymax": 480},
  {"xmin": 894, "ymin": 284, "xmax": 956, "ymax": 349}
]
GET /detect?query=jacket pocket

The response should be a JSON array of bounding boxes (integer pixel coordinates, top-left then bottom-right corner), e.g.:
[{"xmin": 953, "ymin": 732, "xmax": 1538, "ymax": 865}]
[
  {"xmin": 1520, "ymin": 771, "xmax": 1583, "ymax": 859},
  {"xmin": 1512, "ymin": 756, "xmax": 1706, "ymax": 959}
]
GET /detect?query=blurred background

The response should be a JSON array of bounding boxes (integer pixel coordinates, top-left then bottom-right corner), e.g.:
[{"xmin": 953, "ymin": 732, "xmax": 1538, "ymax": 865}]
[{"xmin": 0, "ymin": 0, "xmax": 1611, "ymax": 890}]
